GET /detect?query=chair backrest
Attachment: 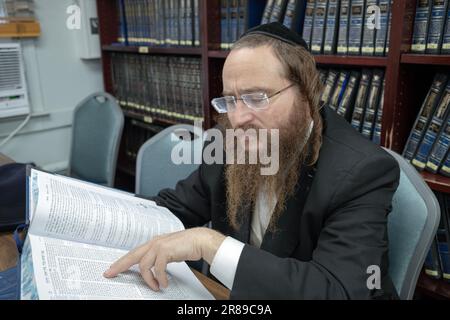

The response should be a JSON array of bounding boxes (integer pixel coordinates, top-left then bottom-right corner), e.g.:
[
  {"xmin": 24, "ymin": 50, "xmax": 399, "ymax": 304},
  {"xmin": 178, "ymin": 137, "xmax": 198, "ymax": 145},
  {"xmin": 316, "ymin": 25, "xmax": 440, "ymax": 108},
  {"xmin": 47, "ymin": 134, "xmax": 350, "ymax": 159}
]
[
  {"xmin": 383, "ymin": 148, "xmax": 441, "ymax": 300},
  {"xmin": 135, "ymin": 124, "xmax": 204, "ymax": 197},
  {"xmin": 68, "ymin": 92, "xmax": 124, "ymax": 187}
]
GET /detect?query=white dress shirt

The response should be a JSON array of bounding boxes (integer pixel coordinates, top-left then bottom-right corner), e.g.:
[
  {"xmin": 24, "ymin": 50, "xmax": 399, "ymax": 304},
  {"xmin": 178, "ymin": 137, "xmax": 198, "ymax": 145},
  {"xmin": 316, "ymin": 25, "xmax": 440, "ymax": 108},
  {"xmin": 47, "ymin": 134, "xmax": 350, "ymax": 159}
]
[{"xmin": 210, "ymin": 188, "xmax": 277, "ymax": 289}]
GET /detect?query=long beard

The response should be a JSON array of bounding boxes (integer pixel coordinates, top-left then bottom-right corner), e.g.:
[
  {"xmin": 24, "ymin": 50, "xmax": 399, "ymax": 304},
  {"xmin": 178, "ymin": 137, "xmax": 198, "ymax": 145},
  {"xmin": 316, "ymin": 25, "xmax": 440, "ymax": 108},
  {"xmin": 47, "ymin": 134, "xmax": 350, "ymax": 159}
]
[{"xmin": 218, "ymin": 103, "xmax": 312, "ymax": 231}]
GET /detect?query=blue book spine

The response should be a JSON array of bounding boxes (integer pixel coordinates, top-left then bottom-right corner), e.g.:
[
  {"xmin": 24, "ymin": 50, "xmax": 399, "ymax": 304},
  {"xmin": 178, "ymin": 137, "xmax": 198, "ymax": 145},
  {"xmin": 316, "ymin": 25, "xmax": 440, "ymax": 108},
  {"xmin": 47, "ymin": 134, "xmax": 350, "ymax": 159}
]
[
  {"xmin": 427, "ymin": 116, "xmax": 450, "ymax": 173},
  {"xmin": 329, "ymin": 71, "xmax": 349, "ymax": 111},
  {"xmin": 247, "ymin": 0, "xmax": 267, "ymax": 28},
  {"xmin": 237, "ymin": 0, "xmax": 247, "ymax": 38},
  {"xmin": 180, "ymin": 0, "xmax": 186, "ymax": 46},
  {"xmin": 372, "ymin": 80, "xmax": 385, "ymax": 145},
  {"xmin": 302, "ymin": 0, "xmax": 316, "ymax": 50},
  {"xmin": 261, "ymin": 0, "xmax": 275, "ymax": 23},
  {"xmin": 348, "ymin": 0, "xmax": 365, "ymax": 55},
  {"xmin": 426, "ymin": 0, "xmax": 449, "ymax": 53},
  {"xmin": 283, "ymin": 0, "xmax": 297, "ymax": 29},
  {"xmin": 311, "ymin": 0, "xmax": 328, "ymax": 54},
  {"xmin": 362, "ymin": 70, "xmax": 384, "ymax": 139},
  {"xmin": 270, "ymin": 0, "xmax": 287, "ymax": 22},
  {"xmin": 413, "ymin": 86, "xmax": 450, "ymax": 170},
  {"xmin": 412, "ymin": 0, "xmax": 432, "ymax": 53},
  {"xmin": 118, "ymin": 0, "xmax": 128, "ymax": 44},
  {"xmin": 351, "ymin": 70, "xmax": 372, "ymax": 132},
  {"xmin": 362, "ymin": 0, "xmax": 379, "ymax": 56},
  {"xmin": 440, "ymin": 149, "xmax": 450, "ymax": 176},
  {"xmin": 323, "ymin": 0, "xmax": 340, "ymax": 54},
  {"xmin": 403, "ymin": 74, "xmax": 448, "ymax": 160},
  {"xmin": 221, "ymin": 0, "xmax": 228, "ymax": 49},
  {"xmin": 441, "ymin": 5, "xmax": 450, "ymax": 52},
  {"xmin": 439, "ymin": 242, "xmax": 450, "ymax": 280},
  {"xmin": 337, "ymin": 0, "xmax": 350, "ymax": 54},
  {"xmin": 186, "ymin": 0, "xmax": 193, "ymax": 46},
  {"xmin": 374, "ymin": 0, "xmax": 390, "ymax": 55},
  {"xmin": 194, "ymin": 0, "xmax": 200, "ymax": 46},
  {"xmin": 230, "ymin": 0, "xmax": 239, "ymax": 46},
  {"xmin": 384, "ymin": 0, "xmax": 393, "ymax": 55}
]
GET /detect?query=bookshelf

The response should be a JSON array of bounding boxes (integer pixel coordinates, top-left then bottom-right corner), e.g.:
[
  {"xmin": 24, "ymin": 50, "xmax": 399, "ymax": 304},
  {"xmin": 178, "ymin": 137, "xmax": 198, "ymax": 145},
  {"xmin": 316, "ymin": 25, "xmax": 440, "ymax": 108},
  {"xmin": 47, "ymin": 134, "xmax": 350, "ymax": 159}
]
[{"xmin": 96, "ymin": 0, "xmax": 450, "ymax": 300}]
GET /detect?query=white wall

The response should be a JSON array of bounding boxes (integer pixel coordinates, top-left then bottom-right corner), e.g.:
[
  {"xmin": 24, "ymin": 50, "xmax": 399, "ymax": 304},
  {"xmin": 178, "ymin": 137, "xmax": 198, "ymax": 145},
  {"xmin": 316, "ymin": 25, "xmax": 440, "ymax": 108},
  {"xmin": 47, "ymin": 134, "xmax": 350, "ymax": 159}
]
[{"xmin": 0, "ymin": 0, "xmax": 104, "ymax": 171}]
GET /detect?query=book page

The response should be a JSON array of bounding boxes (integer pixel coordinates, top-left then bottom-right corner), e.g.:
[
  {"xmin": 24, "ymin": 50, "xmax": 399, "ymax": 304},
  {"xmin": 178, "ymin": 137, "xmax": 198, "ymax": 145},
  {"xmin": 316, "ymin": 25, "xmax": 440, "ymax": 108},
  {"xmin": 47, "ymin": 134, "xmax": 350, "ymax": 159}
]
[
  {"xmin": 29, "ymin": 169, "xmax": 184, "ymax": 250},
  {"xmin": 29, "ymin": 234, "xmax": 214, "ymax": 300}
]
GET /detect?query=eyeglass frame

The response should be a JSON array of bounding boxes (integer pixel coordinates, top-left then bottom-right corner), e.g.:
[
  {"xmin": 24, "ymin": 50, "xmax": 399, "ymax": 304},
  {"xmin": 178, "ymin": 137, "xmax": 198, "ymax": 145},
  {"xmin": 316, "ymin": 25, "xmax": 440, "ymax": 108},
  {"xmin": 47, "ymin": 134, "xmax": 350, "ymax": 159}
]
[{"xmin": 211, "ymin": 83, "xmax": 296, "ymax": 114}]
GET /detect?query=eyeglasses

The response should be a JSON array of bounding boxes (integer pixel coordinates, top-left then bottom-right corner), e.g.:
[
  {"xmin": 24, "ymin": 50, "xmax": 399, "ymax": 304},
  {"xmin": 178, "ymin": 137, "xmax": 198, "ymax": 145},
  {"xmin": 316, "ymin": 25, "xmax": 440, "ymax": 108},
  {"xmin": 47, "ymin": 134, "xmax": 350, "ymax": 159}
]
[{"xmin": 211, "ymin": 83, "xmax": 296, "ymax": 114}]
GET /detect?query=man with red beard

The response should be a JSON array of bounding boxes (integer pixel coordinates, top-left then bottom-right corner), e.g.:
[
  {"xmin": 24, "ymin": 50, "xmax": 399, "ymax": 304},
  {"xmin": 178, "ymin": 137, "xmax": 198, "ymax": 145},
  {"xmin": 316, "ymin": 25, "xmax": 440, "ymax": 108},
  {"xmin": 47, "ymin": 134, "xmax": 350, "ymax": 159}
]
[{"xmin": 104, "ymin": 23, "xmax": 400, "ymax": 300}]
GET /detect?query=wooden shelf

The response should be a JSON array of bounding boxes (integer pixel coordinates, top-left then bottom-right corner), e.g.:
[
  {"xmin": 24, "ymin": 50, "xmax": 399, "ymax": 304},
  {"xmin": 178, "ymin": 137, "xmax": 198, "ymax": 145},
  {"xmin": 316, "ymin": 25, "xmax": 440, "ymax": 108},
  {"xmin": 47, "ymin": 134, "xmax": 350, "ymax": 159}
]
[
  {"xmin": 208, "ymin": 50, "xmax": 389, "ymax": 67},
  {"xmin": 314, "ymin": 55, "xmax": 388, "ymax": 67},
  {"xmin": 208, "ymin": 50, "xmax": 230, "ymax": 58},
  {"xmin": 401, "ymin": 54, "xmax": 450, "ymax": 66},
  {"xmin": 0, "ymin": 19, "xmax": 40, "ymax": 38},
  {"xmin": 420, "ymin": 171, "xmax": 450, "ymax": 194},
  {"xmin": 102, "ymin": 45, "xmax": 202, "ymax": 56},
  {"xmin": 122, "ymin": 109, "xmax": 180, "ymax": 127},
  {"xmin": 416, "ymin": 271, "xmax": 450, "ymax": 300}
]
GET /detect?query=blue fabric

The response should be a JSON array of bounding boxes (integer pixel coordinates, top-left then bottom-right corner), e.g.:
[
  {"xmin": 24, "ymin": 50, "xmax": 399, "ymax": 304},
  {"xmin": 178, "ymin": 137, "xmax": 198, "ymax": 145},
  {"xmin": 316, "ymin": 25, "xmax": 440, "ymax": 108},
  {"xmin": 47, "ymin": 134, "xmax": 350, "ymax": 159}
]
[{"xmin": 0, "ymin": 265, "xmax": 19, "ymax": 300}]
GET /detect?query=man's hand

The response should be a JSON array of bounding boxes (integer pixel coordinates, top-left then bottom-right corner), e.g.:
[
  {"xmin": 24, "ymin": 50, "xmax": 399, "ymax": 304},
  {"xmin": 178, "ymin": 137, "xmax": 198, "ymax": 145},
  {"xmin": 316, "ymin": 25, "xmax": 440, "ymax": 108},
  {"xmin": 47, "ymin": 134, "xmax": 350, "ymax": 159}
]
[{"xmin": 103, "ymin": 227, "xmax": 226, "ymax": 291}]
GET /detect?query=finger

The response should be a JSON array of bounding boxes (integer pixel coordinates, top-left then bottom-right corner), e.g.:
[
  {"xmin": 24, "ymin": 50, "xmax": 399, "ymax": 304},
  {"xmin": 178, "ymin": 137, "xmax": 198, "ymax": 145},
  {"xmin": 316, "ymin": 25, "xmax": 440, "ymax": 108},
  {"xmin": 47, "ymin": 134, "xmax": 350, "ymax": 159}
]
[
  {"xmin": 104, "ymin": 243, "xmax": 150, "ymax": 278},
  {"xmin": 139, "ymin": 250, "xmax": 160, "ymax": 291},
  {"xmin": 154, "ymin": 255, "xmax": 169, "ymax": 289}
]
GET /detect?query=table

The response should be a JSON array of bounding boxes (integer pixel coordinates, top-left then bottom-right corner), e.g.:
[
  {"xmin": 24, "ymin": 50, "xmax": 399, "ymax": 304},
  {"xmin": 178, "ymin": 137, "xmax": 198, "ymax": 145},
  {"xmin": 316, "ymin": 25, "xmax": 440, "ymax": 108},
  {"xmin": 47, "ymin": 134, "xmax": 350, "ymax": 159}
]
[{"xmin": 0, "ymin": 153, "xmax": 230, "ymax": 300}]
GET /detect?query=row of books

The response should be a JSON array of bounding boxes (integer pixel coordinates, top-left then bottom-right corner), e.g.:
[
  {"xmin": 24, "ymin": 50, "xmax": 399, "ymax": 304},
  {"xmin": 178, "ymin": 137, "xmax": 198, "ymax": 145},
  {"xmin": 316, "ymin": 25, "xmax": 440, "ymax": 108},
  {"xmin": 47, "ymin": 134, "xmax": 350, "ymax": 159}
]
[
  {"xmin": 116, "ymin": 0, "xmax": 200, "ymax": 47},
  {"xmin": 0, "ymin": 0, "xmax": 35, "ymax": 18},
  {"xmin": 424, "ymin": 191, "xmax": 450, "ymax": 281},
  {"xmin": 411, "ymin": 0, "xmax": 450, "ymax": 54},
  {"xmin": 219, "ymin": 0, "xmax": 393, "ymax": 55},
  {"xmin": 319, "ymin": 67, "xmax": 385, "ymax": 144},
  {"xmin": 123, "ymin": 118, "xmax": 165, "ymax": 161},
  {"xmin": 304, "ymin": 0, "xmax": 393, "ymax": 56},
  {"xmin": 110, "ymin": 53, "xmax": 203, "ymax": 123},
  {"xmin": 219, "ymin": 0, "xmax": 266, "ymax": 49},
  {"xmin": 403, "ymin": 73, "xmax": 450, "ymax": 178}
]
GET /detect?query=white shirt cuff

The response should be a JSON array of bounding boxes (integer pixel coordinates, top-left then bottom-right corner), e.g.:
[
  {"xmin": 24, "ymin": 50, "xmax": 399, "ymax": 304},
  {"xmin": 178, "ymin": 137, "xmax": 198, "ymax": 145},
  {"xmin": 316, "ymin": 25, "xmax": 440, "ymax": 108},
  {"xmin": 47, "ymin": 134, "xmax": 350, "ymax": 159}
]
[{"xmin": 209, "ymin": 236, "xmax": 245, "ymax": 290}]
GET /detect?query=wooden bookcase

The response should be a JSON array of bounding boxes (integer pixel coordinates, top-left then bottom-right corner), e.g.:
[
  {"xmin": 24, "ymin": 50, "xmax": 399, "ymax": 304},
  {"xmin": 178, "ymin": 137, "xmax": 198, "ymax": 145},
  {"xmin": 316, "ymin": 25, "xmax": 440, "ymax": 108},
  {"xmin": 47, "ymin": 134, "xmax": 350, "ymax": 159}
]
[{"xmin": 96, "ymin": 0, "xmax": 450, "ymax": 298}]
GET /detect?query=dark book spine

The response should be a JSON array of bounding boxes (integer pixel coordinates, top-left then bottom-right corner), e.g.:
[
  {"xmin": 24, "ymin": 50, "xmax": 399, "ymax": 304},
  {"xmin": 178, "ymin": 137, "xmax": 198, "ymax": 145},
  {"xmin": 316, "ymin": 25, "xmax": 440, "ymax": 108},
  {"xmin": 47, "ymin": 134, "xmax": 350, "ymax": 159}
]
[
  {"xmin": 261, "ymin": 0, "xmax": 275, "ymax": 23},
  {"xmin": 290, "ymin": 0, "xmax": 308, "ymax": 34},
  {"xmin": 374, "ymin": 0, "xmax": 390, "ymax": 56},
  {"xmin": 361, "ymin": 69, "xmax": 384, "ymax": 139},
  {"xmin": 385, "ymin": 0, "xmax": 393, "ymax": 55},
  {"xmin": 302, "ymin": 0, "xmax": 316, "ymax": 50},
  {"xmin": 372, "ymin": 79, "xmax": 385, "ymax": 145},
  {"xmin": 424, "ymin": 236, "xmax": 443, "ymax": 279},
  {"xmin": 323, "ymin": 0, "xmax": 340, "ymax": 54},
  {"xmin": 412, "ymin": 82, "xmax": 450, "ymax": 170},
  {"xmin": 427, "ymin": 115, "xmax": 450, "ymax": 173},
  {"xmin": 403, "ymin": 73, "xmax": 449, "ymax": 160},
  {"xmin": 329, "ymin": 71, "xmax": 350, "ymax": 111},
  {"xmin": 337, "ymin": 70, "xmax": 361, "ymax": 120},
  {"xmin": 117, "ymin": 0, "xmax": 127, "ymax": 44},
  {"xmin": 230, "ymin": 0, "xmax": 239, "ymax": 46},
  {"xmin": 362, "ymin": 0, "xmax": 379, "ymax": 56},
  {"xmin": 348, "ymin": 0, "xmax": 365, "ymax": 55},
  {"xmin": 179, "ymin": 0, "xmax": 187, "ymax": 46},
  {"xmin": 186, "ymin": 0, "xmax": 193, "ymax": 46},
  {"xmin": 351, "ymin": 69, "xmax": 373, "ymax": 132},
  {"xmin": 311, "ymin": 0, "xmax": 328, "ymax": 54},
  {"xmin": 283, "ymin": 0, "xmax": 298, "ymax": 29},
  {"xmin": 320, "ymin": 69, "xmax": 339, "ymax": 106},
  {"xmin": 440, "ymin": 148, "xmax": 450, "ymax": 176},
  {"xmin": 442, "ymin": 5, "xmax": 450, "ymax": 53},
  {"xmin": 337, "ymin": 0, "xmax": 350, "ymax": 54},
  {"xmin": 426, "ymin": 0, "xmax": 449, "ymax": 54},
  {"xmin": 270, "ymin": 0, "xmax": 288, "ymax": 22},
  {"xmin": 412, "ymin": 0, "xmax": 433, "ymax": 53},
  {"xmin": 237, "ymin": 0, "xmax": 247, "ymax": 39},
  {"xmin": 437, "ymin": 193, "xmax": 450, "ymax": 281},
  {"xmin": 194, "ymin": 0, "xmax": 200, "ymax": 46}
]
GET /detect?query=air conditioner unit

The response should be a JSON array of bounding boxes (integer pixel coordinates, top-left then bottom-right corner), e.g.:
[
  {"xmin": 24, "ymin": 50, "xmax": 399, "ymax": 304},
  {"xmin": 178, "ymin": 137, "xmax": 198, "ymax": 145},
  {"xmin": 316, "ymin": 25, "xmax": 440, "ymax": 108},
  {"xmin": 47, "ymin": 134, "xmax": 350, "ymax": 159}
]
[{"xmin": 0, "ymin": 43, "xmax": 30, "ymax": 118}]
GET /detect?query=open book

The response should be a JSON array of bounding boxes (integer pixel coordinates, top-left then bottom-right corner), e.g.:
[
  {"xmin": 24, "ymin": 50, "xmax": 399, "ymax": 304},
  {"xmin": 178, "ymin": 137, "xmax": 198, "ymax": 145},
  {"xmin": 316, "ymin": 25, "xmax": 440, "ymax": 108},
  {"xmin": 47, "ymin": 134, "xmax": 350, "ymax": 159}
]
[{"xmin": 20, "ymin": 169, "xmax": 214, "ymax": 300}]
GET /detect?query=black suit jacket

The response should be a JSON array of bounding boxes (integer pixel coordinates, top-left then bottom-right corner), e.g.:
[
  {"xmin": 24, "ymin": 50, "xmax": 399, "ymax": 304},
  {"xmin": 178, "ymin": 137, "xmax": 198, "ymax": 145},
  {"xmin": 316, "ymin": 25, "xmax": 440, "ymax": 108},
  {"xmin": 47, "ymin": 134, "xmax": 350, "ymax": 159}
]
[{"xmin": 149, "ymin": 106, "xmax": 400, "ymax": 299}]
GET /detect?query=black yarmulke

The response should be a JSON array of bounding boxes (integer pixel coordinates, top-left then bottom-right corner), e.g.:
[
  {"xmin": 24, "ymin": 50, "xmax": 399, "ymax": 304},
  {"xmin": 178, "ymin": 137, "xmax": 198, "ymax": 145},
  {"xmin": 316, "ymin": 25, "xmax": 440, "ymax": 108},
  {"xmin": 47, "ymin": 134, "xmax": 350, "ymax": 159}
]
[{"xmin": 239, "ymin": 22, "xmax": 309, "ymax": 50}]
